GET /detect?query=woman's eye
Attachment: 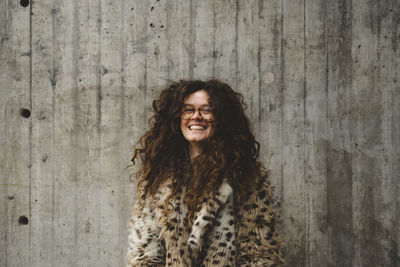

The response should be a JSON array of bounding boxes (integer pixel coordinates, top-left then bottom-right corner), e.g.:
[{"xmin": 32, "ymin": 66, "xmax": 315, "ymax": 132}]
[
  {"xmin": 184, "ymin": 108, "xmax": 195, "ymax": 113},
  {"xmin": 202, "ymin": 109, "xmax": 212, "ymax": 114}
]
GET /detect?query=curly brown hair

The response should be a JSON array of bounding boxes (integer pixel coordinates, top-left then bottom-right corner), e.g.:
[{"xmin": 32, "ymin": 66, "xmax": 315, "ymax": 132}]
[{"xmin": 131, "ymin": 79, "xmax": 264, "ymax": 220}]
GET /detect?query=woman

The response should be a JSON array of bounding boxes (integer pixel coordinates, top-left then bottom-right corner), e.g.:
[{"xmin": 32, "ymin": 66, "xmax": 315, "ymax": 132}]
[{"xmin": 127, "ymin": 80, "xmax": 284, "ymax": 266}]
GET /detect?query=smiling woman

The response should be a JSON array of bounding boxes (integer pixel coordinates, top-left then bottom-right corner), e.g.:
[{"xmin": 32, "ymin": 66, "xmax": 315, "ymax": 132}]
[{"xmin": 127, "ymin": 80, "xmax": 284, "ymax": 266}]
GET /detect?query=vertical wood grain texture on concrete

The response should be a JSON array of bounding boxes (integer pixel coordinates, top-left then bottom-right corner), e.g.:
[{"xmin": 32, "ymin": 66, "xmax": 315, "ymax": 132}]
[
  {"xmin": 325, "ymin": 0, "xmax": 355, "ymax": 265},
  {"xmin": 280, "ymin": 1, "xmax": 308, "ymax": 265},
  {"xmin": 0, "ymin": 0, "xmax": 31, "ymax": 266},
  {"xmin": 0, "ymin": 0, "xmax": 399, "ymax": 266}
]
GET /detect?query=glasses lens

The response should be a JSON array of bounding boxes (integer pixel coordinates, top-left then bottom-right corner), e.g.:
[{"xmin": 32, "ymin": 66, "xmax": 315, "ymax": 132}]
[{"xmin": 181, "ymin": 107, "xmax": 213, "ymax": 119}]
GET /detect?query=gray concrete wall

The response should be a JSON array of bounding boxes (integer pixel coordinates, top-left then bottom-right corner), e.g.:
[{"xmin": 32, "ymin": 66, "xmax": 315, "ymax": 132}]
[{"xmin": 1, "ymin": 0, "xmax": 399, "ymax": 266}]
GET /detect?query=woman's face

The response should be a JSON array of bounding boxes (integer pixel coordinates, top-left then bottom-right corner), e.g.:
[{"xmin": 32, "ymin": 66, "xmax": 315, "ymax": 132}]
[{"xmin": 180, "ymin": 90, "xmax": 214, "ymax": 146}]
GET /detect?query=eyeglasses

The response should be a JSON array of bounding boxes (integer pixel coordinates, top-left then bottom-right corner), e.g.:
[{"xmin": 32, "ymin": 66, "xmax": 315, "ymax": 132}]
[{"xmin": 181, "ymin": 105, "xmax": 214, "ymax": 120}]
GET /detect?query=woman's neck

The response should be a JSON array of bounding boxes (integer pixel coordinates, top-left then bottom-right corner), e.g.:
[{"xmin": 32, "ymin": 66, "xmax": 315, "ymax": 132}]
[{"xmin": 189, "ymin": 143, "xmax": 203, "ymax": 160}]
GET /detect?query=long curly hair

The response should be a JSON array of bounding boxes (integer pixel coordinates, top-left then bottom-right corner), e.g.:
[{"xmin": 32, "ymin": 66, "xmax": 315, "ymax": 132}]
[{"xmin": 131, "ymin": 79, "xmax": 264, "ymax": 220}]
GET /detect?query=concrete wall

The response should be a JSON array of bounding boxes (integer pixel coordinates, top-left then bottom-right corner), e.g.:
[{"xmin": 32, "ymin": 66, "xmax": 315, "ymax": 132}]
[{"xmin": 1, "ymin": 0, "xmax": 399, "ymax": 266}]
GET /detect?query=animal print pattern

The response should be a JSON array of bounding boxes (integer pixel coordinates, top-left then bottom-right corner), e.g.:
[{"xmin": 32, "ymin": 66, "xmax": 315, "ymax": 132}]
[
  {"xmin": 127, "ymin": 176, "xmax": 284, "ymax": 266},
  {"xmin": 236, "ymin": 177, "xmax": 284, "ymax": 266},
  {"xmin": 126, "ymin": 197, "xmax": 165, "ymax": 266},
  {"xmin": 187, "ymin": 180, "xmax": 232, "ymax": 251}
]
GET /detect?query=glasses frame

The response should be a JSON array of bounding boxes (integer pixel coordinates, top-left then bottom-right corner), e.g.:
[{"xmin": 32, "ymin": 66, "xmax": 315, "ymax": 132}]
[{"xmin": 181, "ymin": 105, "xmax": 214, "ymax": 120}]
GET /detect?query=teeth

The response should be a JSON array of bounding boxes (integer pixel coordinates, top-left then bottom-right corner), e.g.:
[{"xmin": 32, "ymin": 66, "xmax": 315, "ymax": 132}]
[{"xmin": 189, "ymin": 125, "xmax": 206, "ymax": 130}]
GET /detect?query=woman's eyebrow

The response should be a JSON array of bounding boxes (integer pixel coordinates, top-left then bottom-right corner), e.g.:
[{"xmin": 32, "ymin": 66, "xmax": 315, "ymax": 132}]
[{"xmin": 183, "ymin": 104, "xmax": 211, "ymax": 107}]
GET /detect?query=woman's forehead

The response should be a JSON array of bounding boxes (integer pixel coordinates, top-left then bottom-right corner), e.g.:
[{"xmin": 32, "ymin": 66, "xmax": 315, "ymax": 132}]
[{"xmin": 183, "ymin": 90, "xmax": 210, "ymax": 104}]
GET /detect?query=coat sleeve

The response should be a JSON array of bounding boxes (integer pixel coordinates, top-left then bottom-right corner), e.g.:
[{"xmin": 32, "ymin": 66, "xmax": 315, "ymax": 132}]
[
  {"xmin": 237, "ymin": 174, "xmax": 285, "ymax": 266},
  {"xmin": 126, "ymin": 193, "xmax": 165, "ymax": 267}
]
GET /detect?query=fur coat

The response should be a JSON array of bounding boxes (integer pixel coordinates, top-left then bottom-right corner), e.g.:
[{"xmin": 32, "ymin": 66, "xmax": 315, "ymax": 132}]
[{"xmin": 127, "ymin": 175, "xmax": 284, "ymax": 266}]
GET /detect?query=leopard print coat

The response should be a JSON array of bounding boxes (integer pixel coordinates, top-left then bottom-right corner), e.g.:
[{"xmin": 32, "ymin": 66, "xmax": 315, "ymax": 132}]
[{"xmin": 127, "ymin": 175, "xmax": 284, "ymax": 266}]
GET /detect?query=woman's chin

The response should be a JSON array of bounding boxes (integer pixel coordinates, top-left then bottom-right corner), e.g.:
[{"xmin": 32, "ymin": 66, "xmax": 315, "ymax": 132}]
[
  {"xmin": 185, "ymin": 132, "xmax": 210, "ymax": 143},
  {"xmin": 188, "ymin": 138, "xmax": 207, "ymax": 144}
]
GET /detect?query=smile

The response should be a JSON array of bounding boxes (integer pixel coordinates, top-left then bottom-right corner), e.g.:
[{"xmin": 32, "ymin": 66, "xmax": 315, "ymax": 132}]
[{"xmin": 189, "ymin": 125, "xmax": 207, "ymax": 130}]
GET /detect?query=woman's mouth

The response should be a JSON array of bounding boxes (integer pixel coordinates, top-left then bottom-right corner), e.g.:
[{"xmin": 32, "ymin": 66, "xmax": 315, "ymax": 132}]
[{"xmin": 189, "ymin": 125, "xmax": 207, "ymax": 130}]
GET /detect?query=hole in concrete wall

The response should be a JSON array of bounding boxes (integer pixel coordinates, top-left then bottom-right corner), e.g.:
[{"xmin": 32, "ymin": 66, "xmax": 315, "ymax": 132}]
[
  {"xmin": 20, "ymin": 0, "xmax": 29, "ymax": 7},
  {"xmin": 18, "ymin": 216, "xmax": 29, "ymax": 225},
  {"xmin": 20, "ymin": 108, "xmax": 31, "ymax": 118}
]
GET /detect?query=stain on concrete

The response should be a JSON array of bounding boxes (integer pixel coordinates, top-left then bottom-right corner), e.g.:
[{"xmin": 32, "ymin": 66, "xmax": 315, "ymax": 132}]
[
  {"xmin": 84, "ymin": 220, "xmax": 91, "ymax": 233},
  {"xmin": 50, "ymin": 77, "xmax": 56, "ymax": 86},
  {"xmin": 0, "ymin": 36, "xmax": 10, "ymax": 44},
  {"xmin": 101, "ymin": 65, "xmax": 109, "ymax": 75},
  {"xmin": 19, "ymin": 52, "xmax": 31, "ymax": 57},
  {"xmin": 390, "ymin": 0, "xmax": 400, "ymax": 53},
  {"xmin": 37, "ymin": 111, "xmax": 46, "ymax": 120}
]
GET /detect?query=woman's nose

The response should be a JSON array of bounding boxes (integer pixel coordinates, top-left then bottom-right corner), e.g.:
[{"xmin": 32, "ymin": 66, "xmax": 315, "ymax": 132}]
[{"xmin": 191, "ymin": 109, "xmax": 203, "ymax": 119}]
